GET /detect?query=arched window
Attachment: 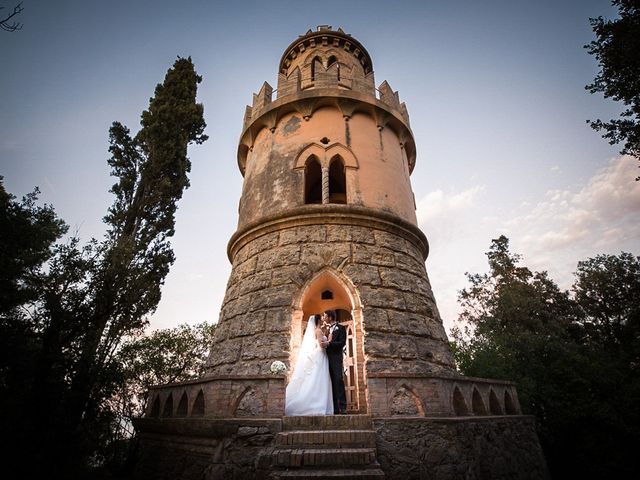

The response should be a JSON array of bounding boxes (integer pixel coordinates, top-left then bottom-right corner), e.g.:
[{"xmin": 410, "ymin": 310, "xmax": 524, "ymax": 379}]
[
  {"xmin": 327, "ymin": 56, "xmax": 340, "ymax": 81},
  {"xmin": 305, "ymin": 156, "xmax": 322, "ymax": 204},
  {"xmin": 192, "ymin": 389, "xmax": 205, "ymax": 416},
  {"xmin": 150, "ymin": 395, "xmax": 161, "ymax": 417},
  {"xmin": 162, "ymin": 394, "xmax": 173, "ymax": 417},
  {"xmin": 452, "ymin": 386, "xmax": 468, "ymax": 416},
  {"xmin": 504, "ymin": 390, "xmax": 517, "ymax": 414},
  {"xmin": 489, "ymin": 389, "xmax": 502, "ymax": 415},
  {"xmin": 311, "ymin": 56, "xmax": 322, "ymax": 81},
  {"xmin": 329, "ymin": 156, "xmax": 346, "ymax": 204},
  {"xmin": 472, "ymin": 387, "xmax": 487, "ymax": 415},
  {"xmin": 176, "ymin": 391, "xmax": 188, "ymax": 416}
]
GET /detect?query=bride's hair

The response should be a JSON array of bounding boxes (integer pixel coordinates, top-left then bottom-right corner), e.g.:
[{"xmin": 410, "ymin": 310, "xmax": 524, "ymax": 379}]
[{"xmin": 311, "ymin": 314, "xmax": 321, "ymax": 326}]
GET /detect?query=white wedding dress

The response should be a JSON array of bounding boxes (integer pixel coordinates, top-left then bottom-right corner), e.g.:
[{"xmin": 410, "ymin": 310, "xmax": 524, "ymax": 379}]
[{"xmin": 285, "ymin": 316, "xmax": 334, "ymax": 415}]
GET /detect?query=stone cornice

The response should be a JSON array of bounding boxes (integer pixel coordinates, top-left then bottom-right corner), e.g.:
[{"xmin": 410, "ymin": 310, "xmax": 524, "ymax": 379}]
[
  {"xmin": 147, "ymin": 374, "xmax": 286, "ymax": 390},
  {"xmin": 237, "ymin": 88, "xmax": 416, "ymax": 175},
  {"xmin": 227, "ymin": 204, "xmax": 429, "ymax": 263},
  {"xmin": 367, "ymin": 372, "xmax": 516, "ymax": 386}
]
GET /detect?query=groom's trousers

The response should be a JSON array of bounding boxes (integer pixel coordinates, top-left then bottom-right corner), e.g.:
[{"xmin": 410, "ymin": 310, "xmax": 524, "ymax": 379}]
[{"xmin": 328, "ymin": 355, "xmax": 347, "ymax": 414}]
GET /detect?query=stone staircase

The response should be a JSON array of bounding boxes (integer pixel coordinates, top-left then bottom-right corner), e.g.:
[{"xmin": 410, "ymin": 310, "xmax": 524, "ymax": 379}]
[{"xmin": 258, "ymin": 415, "xmax": 385, "ymax": 479}]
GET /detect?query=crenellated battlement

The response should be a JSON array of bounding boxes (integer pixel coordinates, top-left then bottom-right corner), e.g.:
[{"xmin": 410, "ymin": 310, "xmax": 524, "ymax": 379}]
[
  {"xmin": 243, "ymin": 74, "xmax": 410, "ymax": 132},
  {"xmin": 241, "ymin": 26, "xmax": 411, "ymax": 132}
]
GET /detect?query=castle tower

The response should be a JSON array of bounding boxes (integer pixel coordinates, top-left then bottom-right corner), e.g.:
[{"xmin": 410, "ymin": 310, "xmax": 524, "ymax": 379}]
[
  {"xmin": 205, "ymin": 25, "xmax": 459, "ymax": 415},
  {"xmin": 135, "ymin": 27, "xmax": 549, "ymax": 480}
]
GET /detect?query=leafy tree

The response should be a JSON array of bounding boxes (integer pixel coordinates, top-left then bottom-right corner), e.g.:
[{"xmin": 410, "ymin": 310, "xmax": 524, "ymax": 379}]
[
  {"xmin": 99, "ymin": 322, "xmax": 216, "ymax": 474},
  {"xmin": 452, "ymin": 237, "xmax": 640, "ymax": 479},
  {"xmin": 452, "ymin": 236, "xmax": 582, "ymax": 416},
  {"xmin": 0, "ymin": 179, "xmax": 67, "ymax": 314},
  {"xmin": 114, "ymin": 322, "xmax": 216, "ymax": 422},
  {"xmin": 585, "ymin": 0, "xmax": 640, "ymax": 177},
  {"xmin": 0, "ymin": 56, "xmax": 207, "ymax": 478}
]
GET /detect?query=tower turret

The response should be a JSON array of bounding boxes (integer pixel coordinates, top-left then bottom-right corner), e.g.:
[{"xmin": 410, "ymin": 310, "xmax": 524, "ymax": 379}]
[{"xmin": 237, "ymin": 25, "xmax": 417, "ymax": 230}]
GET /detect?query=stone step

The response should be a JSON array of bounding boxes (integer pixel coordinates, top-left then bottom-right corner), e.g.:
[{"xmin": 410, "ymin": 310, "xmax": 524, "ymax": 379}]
[
  {"xmin": 272, "ymin": 468, "xmax": 385, "ymax": 479},
  {"xmin": 276, "ymin": 430, "xmax": 376, "ymax": 448},
  {"xmin": 283, "ymin": 415, "xmax": 373, "ymax": 431},
  {"xmin": 271, "ymin": 447, "xmax": 378, "ymax": 468}
]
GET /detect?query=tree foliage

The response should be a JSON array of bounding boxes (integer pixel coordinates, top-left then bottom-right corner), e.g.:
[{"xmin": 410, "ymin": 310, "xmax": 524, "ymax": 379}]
[
  {"xmin": 0, "ymin": 57, "xmax": 207, "ymax": 478},
  {"xmin": 452, "ymin": 236, "xmax": 640, "ymax": 479},
  {"xmin": 114, "ymin": 322, "xmax": 216, "ymax": 421},
  {"xmin": 0, "ymin": 2, "xmax": 23, "ymax": 32},
  {"xmin": 585, "ymin": 0, "xmax": 640, "ymax": 177},
  {"xmin": 101, "ymin": 322, "xmax": 216, "ymax": 474}
]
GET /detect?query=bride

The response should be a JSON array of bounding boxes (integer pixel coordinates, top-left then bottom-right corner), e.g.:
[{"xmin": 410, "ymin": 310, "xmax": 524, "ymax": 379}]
[{"xmin": 284, "ymin": 314, "xmax": 334, "ymax": 415}]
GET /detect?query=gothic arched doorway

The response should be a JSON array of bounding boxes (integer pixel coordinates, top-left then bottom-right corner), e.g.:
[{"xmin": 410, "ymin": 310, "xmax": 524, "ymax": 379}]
[{"xmin": 291, "ymin": 268, "xmax": 367, "ymax": 413}]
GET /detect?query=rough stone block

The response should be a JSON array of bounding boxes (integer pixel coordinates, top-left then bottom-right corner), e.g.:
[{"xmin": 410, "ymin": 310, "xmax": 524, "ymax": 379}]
[
  {"xmin": 353, "ymin": 244, "xmax": 396, "ymax": 267},
  {"xmin": 256, "ymin": 245, "xmax": 301, "ymax": 271},
  {"xmin": 361, "ymin": 308, "xmax": 391, "ymax": 332},
  {"xmin": 373, "ymin": 230, "xmax": 406, "ymax": 253},
  {"xmin": 358, "ymin": 285, "xmax": 407, "ymax": 310},
  {"xmin": 279, "ymin": 225, "xmax": 327, "ymax": 245},
  {"xmin": 342, "ymin": 263, "xmax": 381, "ymax": 286}
]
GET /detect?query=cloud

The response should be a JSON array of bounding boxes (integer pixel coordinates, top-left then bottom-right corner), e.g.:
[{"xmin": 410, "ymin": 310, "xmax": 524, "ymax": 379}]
[
  {"xmin": 506, "ymin": 155, "xmax": 640, "ymax": 284},
  {"xmin": 415, "ymin": 155, "xmax": 640, "ymax": 335},
  {"xmin": 417, "ymin": 185, "xmax": 485, "ymax": 225},
  {"xmin": 416, "ymin": 185, "xmax": 492, "ymax": 334}
]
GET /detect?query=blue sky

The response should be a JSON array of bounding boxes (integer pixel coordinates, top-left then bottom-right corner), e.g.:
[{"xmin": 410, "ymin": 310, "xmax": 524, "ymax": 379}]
[{"xmin": 2, "ymin": 0, "xmax": 638, "ymax": 333}]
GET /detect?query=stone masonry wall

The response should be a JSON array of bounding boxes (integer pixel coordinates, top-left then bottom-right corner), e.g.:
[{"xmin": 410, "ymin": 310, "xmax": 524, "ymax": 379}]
[
  {"xmin": 132, "ymin": 418, "xmax": 280, "ymax": 480},
  {"xmin": 205, "ymin": 216, "xmax": 456, "ymax": 378},
  {"xmin": 374, "ymin": 416, "xmax": 550, "ymax": 480},
  {"xmin": 132, "ymin": 416, "xmax": 549, "ymax": 480}
]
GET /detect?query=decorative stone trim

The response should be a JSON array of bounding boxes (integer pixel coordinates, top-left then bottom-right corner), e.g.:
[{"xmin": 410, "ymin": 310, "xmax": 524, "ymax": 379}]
[
  {"xmin": 145, "ymin": 376, "xmax": 286, "ymax": 418},
  {"xmin": 238, "ymin": 89, "xmax": 415, "ymax": 175},
  {"xmin": 227, "ymin": 204, "xmax": 429, "ymax": 263},
  {"xmin": 366, "ymin": 374, "xmax": 522, "ymax": 417}
]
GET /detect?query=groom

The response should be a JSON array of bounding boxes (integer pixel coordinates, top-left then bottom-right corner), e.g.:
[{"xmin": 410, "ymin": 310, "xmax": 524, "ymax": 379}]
[{"xmin": 322, "ymin": 310, "xmax": 347, "ymax": 414}]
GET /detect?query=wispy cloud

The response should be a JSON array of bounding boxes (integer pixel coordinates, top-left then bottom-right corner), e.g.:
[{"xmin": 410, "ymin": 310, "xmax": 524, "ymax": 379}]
[
  {"xmin": 507, "ymin": 155, "xmax": 640, "ymax": 285},
  {"xmin": 416, "ymin": 155, "xmax": 640, "ymax": 334},
  {"xmin": 417, "ymin": 185, "xmax": 485, "ymax": 225}
]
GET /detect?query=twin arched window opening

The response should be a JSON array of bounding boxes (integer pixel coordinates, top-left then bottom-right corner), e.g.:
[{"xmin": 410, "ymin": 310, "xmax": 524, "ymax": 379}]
[
  {"xmin": 304, "ymin": 155, "xmax": 347, "ymax": 205},
  {"xmin": 310, "ymin": 55, "xmax": 341, "ymax": 82}
]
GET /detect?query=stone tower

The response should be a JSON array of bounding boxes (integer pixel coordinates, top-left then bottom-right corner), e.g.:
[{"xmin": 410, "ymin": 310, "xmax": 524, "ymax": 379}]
[
  {"xmin": 135, "ymin": 27, "xmax": 549, "ymax": 480},
  {"xmin": 205, "ymin": 25, "xmax": 463, "ymax": 415}
]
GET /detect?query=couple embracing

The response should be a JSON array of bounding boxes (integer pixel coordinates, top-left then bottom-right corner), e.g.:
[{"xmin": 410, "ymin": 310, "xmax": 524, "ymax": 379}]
[{"xmin": 284, "ymin": 310, "xmax": 348, "ymax": 416}]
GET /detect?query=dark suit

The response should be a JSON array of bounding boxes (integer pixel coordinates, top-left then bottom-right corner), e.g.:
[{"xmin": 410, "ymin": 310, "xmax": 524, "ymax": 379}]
[{"xmin": 326, "ymin": 323, "xmax": 347, "ymax": 414}]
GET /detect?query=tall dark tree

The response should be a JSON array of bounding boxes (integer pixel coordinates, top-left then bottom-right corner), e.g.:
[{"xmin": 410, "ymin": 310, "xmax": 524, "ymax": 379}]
[
  {"xmin": 0, "ymin": 57, "xmax": 207, "ymax": 477},
  {"xmin": 585, "ymin": 0, "xmax": 640, "ymax": 178}
]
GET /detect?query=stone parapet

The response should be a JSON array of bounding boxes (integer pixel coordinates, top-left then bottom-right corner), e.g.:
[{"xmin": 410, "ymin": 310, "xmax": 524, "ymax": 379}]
[
  {"xmin": 366, "ymin": 373, "xmax": 521, "ymax": 417},
  {"xmin": 145, "ymin": 375, "xmax": 285, "ymax": 418}
]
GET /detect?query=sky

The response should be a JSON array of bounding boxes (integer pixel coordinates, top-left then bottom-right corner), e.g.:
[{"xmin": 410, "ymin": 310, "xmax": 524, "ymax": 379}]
[{"xmin": 2, "ymin": 0, "xmax": 638, "ymax": 335}]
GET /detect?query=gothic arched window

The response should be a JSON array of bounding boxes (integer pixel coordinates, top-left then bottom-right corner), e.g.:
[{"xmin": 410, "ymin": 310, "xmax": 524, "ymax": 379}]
[
  {"xmin": 327, "ymin": 56, "xmax": 340, "ymax": 81},
  {"xmin": 311, "ymin": 56, "xmax": 322, "ymax": 82},
  {"xmin": 305, "ymin": 156, "xmax": 322, "ymax": 204},
  {"xmin": 329, "ymin": 156, "xmax": 346, "ymax": 204}
]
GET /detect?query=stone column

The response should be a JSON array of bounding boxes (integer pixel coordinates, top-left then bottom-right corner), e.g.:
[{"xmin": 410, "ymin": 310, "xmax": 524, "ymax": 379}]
[{"xmin": 322, "ymin": 166, "xmax": 330, "ymax": 204}]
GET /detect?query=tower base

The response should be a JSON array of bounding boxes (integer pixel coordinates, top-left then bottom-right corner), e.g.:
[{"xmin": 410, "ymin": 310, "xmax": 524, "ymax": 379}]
[{"xmin": 133, "ymin": 415, "xmax": 549, "ymax": 479}]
